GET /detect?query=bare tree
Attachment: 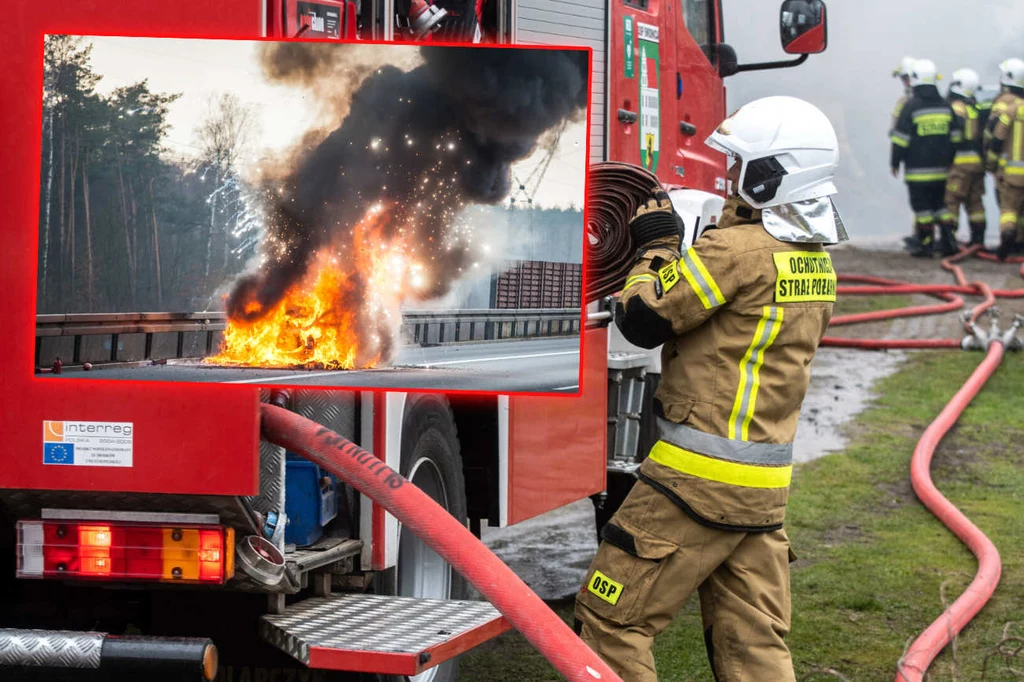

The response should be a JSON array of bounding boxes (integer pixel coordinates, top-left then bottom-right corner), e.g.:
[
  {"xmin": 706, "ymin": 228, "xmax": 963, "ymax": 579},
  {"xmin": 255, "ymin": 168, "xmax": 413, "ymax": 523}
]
[{"xmin": 195, "ymin": 93, "xmax": 255, "ymax": 287}]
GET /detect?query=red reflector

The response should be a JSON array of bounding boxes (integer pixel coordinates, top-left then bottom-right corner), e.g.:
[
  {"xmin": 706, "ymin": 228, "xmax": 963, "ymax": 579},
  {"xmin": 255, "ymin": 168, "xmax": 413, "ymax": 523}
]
[{"xmin": 17, "ymin": 520, "xmax": 231, "ymax": 585}]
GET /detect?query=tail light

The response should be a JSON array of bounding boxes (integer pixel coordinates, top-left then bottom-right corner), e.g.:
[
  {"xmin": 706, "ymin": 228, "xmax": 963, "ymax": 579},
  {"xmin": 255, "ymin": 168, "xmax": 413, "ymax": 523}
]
[{"xmin": 16, "ymin": 520, "xmax": 235, "ymax": 585}]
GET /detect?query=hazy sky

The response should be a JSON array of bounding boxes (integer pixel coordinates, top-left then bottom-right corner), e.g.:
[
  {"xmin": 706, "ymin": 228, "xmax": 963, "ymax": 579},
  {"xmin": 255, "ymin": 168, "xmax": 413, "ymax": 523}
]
[
  {"xmin": 723, "ymin": 0, "xmax": 1024, "ymax": 244},
  {"xmin": 83, "ymin": 37, "xmax": 586, "ymax": 210}
]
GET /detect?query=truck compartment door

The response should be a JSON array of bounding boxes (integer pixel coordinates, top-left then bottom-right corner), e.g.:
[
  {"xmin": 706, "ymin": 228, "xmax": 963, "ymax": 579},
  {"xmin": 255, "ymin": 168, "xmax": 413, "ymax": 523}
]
[{"xmin": 514, "ymin": 0, "xmax": 609, "ymax": 162}]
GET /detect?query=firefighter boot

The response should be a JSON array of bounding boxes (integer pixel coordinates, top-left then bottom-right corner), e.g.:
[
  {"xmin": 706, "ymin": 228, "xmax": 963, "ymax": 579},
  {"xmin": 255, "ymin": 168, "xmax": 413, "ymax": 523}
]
[
  {"xmin": 997, "ymin": 231, "xmax": 1017, "ymax": 262},
  {"xmin": 969, "ymin": 223, "xmax": 987, "ymax": 249},
  {"xmin": 938, "ymin": 224, "xmax": 959, "ymax": 257},
  {"xmin": 909, "ymin": 227, "xmax": 935, "ymax": 258}
]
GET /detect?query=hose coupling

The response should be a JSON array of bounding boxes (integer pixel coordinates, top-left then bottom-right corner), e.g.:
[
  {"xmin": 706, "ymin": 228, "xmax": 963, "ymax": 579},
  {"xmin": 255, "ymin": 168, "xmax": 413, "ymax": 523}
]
[
  {"xmin": 1001, "ymin": 314, "xmax": 1024, "ymax": 350},
  {"xmin": 963, "ymin": 321, "xmax": 989, "ymax": 350},
  {"xmin": 988, "ymin": 308, "xmax": 1003, "ymax": 343}
]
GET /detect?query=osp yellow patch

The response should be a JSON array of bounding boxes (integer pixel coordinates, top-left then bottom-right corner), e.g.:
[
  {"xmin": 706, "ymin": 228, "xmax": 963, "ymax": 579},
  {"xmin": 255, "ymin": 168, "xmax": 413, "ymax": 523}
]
[{"xmin": 587, "ymin": 570, "xmax": 624, "ymax": 606}]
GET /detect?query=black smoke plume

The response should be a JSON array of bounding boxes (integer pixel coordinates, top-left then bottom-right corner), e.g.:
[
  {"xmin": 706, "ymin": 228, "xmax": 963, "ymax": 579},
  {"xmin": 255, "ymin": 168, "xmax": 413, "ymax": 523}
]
[{"xmin": 227, "ymin": 44, "xmax": 589, "ymax": 363}]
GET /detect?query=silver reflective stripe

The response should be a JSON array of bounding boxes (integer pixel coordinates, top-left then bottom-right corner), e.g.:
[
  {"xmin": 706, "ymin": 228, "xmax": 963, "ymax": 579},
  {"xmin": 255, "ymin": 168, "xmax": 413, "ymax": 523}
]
[
  {"xmin": 680, "ymin": 251, "xmax": 725, "ymax": 307},
  {"xmin": 912, "ymin": 108, "xmax": 953, "ymax": 119},
  {"xmin": 915, "ymin": 210, "xmax": 935, "ymax": 218},
  {"xmin": 1005, "ymin": 160, "xmax": 1024, "ymax": 168},
  {"xmin": 891, "ymin": 131, "xmax": 911, "ymax": 142},
  {"xmin": 906, "ymin": 166, "xmax": 950, "ymax": 175},
  {"xmin": 657, "ymin": 418, "xmax": 794, "ymax": 466}
]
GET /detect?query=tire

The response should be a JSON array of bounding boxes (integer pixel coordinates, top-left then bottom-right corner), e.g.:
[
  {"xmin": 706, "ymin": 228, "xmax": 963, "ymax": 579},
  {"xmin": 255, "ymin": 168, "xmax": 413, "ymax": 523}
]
[{"xmin": 379, "ymin": 395, "xmax": 468, "ymax": 682}]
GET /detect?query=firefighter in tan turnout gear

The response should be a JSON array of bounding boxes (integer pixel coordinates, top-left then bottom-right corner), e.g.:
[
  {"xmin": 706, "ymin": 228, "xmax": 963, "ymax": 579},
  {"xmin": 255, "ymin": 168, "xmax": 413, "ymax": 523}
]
[
  {"xmin": 945, "ymin": 68, "xmax": 988, "ymax": 248},
  {"xmin": 987, "ymin": 58, "xmax": 1024, "ymax": 260},
  {"xmin": 575, "ymin": 97, "xmax": 845, "ymax": 682}
]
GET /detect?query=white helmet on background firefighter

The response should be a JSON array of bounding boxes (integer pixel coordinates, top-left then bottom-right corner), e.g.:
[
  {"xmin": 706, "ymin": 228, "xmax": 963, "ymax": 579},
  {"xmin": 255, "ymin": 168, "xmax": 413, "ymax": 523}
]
[
  {"xmin": 999, "ymin": 58, "xmax": 1024, "ymax": 89},
  {"xmin": 950, "ymin": 68, "xmax": 980, "ymax": 99},
  {"xmin": 909, "ymin": 59, "xmax": 941, "ymax": 88},
  {"xmin": 893, "ymin": 56, "xmax": 916, "ymax": 82}
]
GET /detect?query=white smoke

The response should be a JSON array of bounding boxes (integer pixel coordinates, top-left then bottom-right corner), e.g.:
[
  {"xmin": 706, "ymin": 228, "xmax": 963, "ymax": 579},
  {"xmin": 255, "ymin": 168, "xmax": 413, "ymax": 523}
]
[{"xmin": 722, "ymin": 0, "xmax": 1024, "ymax": 246}]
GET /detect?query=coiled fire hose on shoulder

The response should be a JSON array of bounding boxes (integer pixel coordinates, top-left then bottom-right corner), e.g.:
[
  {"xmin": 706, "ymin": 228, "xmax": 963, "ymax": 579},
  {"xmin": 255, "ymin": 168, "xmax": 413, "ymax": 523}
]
[
  {"xmin": 260, "ymin": 404, "xmax": 622, "ymax": 682},
  {"xmin": 585, "ymin": 162, "xmax": 662, "ymax": 303}
]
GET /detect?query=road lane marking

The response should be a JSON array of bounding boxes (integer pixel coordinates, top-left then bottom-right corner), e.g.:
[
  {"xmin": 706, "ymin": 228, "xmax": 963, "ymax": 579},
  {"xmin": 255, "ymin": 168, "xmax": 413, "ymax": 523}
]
[
  {"xmin": 228, "ymin": 371, "xmax": 347, "ymax": 384},
  {"xmin": 415, "ymin": 350, "xmax": 579, "ymax": 368},
  {"xmin": 225, "ymin": 350, "xmax": 579, "ymax": 384}
]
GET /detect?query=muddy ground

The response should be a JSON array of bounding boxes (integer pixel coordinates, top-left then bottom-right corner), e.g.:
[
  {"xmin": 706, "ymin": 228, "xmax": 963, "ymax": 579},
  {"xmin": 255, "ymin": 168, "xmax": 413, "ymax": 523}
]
[{"xmin": 481, "ymin": 246, "xmax": 1024, "ymax": 600}]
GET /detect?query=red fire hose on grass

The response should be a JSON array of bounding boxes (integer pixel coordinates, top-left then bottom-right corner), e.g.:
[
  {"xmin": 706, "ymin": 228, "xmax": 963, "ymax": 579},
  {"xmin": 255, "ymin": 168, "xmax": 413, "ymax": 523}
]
[
  {"xmin": 895, "ymin": 341, "xmax": 1005, "ymax": 682},
  {"xmin": 819, "ymin": 247, "xmax": 1024, "ymax": 681},
  {"xmin": 260, "ymin": 403, "xmax": 623, "ymax": 682}
]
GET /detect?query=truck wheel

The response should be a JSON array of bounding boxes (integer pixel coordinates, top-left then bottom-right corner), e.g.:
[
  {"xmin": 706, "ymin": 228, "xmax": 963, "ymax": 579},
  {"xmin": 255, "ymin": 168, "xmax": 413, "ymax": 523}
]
[{"xmin": 381, "ymin": 395, "xmax": 468, "ymax": 682}]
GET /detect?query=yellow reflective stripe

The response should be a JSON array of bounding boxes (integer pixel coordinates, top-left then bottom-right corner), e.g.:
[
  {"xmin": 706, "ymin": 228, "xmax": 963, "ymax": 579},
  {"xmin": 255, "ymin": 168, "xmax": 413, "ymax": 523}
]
[
  {"xmin": 624, "ymin": 274, "xmax": 656, "ymax": 291},
  {"xmin": 676, "ymin": 258, "xmax": 712, "ymax": 309},
  {"xmin": 954, "ymin": 153, "xmax": 982, "ymax": 165},
  {"xmin": 916, "ymin": 214, "xmax": 935, "ymax": 224},
  {"xmin": 1014, "ymin": 121, "xmax": 1023, "ymax": 162},
  {"xmin": 1001, "ymin": 113, "xmax": 1013, "ymax": 126},
  {"xmin": 649, "ymin": 441, "xmax": 793, "ymax": 489},
  {"xmin": 969, "ymin": 212, "xmax": 986, "ymax": 221},
  {"xmin": 1001, "ymin": 211, "xmax": 1019, "ymax": 226},
  {"xmin": 676, "ymin": 249, "xmax": 726, "ymax": 310},
  {"xmin": 685, "ymin": 250, "xmax": 726, "ymax": 305},
  {"xmin": 906, "ymin": 172, "xmax": 949, "ymax": 182},
  {"xmin": 891, "ymin": 134, "xmax": 910, "ymax": 148},
  {"xmin": 1005, "ymin": 166, "xmax": 1024, "ymax": 176},
  {"xmin": 740, "ymin": 308, "xmax": 784, "ymax": 441},
  {"xmin": 728, "ymin": 306, "xmax": 784, "ymax": 441}
]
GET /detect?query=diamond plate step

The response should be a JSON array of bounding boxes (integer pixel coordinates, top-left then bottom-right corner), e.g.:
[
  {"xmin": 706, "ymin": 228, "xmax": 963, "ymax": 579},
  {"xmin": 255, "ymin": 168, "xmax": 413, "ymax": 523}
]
[{"xmin": 260, "ymin": 594, "xmax": 511, "ymax": 675}]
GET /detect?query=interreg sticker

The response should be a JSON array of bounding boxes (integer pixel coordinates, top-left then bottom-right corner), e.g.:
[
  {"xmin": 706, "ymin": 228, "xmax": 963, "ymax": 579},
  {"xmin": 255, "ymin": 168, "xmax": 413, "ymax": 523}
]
[
  {"xmin": 637, "ymin": 22, "xmax": 661, "ymax": 172},
  {"xmin": 773, "ymin": 252, "xmax": 837, "ymax": 303},
  {"xmin": 624, "ymin": 16, "xmax": 635, "ymax": 79},
  {"xmin": 43, "ymin": 421, "xmax": 134, "ymax": 467}
]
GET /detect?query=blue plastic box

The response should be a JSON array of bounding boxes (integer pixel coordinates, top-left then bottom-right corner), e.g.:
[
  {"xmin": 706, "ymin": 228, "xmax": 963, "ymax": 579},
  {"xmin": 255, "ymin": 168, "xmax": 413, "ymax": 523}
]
[{"xmin": 284, "ymin": 453, "xmax": 338, "ymax": 547}]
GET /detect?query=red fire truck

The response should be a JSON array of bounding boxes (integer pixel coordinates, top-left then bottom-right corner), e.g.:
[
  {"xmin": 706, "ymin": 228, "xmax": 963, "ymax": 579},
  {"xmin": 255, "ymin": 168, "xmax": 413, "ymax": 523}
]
[{"xmin": 0, "ymin": 1, "xmax": 827, "ymax": 680}]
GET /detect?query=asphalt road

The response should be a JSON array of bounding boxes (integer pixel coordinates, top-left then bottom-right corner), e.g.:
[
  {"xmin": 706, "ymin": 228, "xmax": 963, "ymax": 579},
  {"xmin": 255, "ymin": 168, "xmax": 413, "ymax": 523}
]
[{"xmin": 45, "ymin": 337, "xmax": 582, "ymax": 393}]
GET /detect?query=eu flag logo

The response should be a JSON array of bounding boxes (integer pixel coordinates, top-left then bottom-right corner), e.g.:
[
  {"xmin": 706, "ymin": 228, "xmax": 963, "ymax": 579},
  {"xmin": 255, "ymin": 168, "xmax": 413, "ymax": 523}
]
[{"xmin": 44, "ymin": 442, "xmax": 74, "ymax": 465}]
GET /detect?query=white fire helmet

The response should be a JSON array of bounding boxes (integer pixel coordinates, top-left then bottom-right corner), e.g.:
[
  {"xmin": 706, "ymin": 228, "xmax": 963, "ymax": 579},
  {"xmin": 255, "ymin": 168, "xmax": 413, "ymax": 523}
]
[
  {"xmin": 999, "ymin": 58, "xmax": 1024, "ymax": 88},
  {"xmin": 705, "ymin": 96, "xmax": 839, "ymax": 210},
  {"xmin": 893, "ymin": 56, "xmax": 916, "ymax": 78},
  {"xmin": 909, "ymin": 58, "xmax": 941, "ymax": 87},
  {"xmin": 950, "ymin": 68, "xmax": 980, "ymax": 98}
]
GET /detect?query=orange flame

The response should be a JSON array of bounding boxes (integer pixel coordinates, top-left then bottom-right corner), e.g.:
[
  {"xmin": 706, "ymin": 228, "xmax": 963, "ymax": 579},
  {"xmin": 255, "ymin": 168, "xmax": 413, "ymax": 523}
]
[{"xmin": 207, "ymin": 207, "xmax": 425, "ymax": 370}]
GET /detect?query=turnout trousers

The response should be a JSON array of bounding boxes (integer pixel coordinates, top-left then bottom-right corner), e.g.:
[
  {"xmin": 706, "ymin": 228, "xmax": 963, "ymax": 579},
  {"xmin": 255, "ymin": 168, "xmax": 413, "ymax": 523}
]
[
  {"xmin": 945, "ymin": 167, "xmax": 987, "ymax": 228},
  {"xmin": 998, "ymin": 181, "xmax": 1024, "ymax": 239},
  {"xmin": 575, "ymin": 480, "xmax": 795, "ymax": 682},
  {"xmin": 908, "ymin": 180, "xmax": 954, "ymax": 243}
]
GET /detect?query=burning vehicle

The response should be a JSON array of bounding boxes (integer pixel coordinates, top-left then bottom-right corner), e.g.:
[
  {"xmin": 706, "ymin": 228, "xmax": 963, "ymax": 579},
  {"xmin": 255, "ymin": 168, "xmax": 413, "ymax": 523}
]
[{"xmin": 208, "ymin": 43, "xmax": 590, "ymax": 370}]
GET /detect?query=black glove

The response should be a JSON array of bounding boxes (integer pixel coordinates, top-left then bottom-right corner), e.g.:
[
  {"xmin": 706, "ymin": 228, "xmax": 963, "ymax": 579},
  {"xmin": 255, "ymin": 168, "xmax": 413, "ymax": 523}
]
[{"xmin": 629, "ymin": 188, "xmax": 685, "ymax": 248}]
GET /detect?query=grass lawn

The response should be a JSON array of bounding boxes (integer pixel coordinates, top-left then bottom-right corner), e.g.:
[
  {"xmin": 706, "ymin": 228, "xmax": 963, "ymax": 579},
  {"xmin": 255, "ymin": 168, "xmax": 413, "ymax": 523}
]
[
  {"xmin": 460, "ymin": 350, "xmax": 1024, "ymax": 681},
  {"xmin": 833, "ymin": 294, "xmax": 914, "ymax": 317}
]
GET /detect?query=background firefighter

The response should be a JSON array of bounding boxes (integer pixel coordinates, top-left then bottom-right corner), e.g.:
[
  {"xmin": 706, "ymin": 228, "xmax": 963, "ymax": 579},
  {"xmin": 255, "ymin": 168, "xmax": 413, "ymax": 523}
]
[
  {"xmin": 891, "ymin": 58, "xmax": 961, "ymax": 258},
  {"xmin": 985, "ymin": 58, "xmax": 1024, "ymax": 259},
  {"xmin": 891, "ymin": 56, "xmax": 916, "ymax": 135},
  {"xmin": 575, "ymin": 97, "xmax": 845, "ymax": 682},
  {"xmin": 988, "ymin": 81, "xmax": 1024, "ymax": 260},
  {"xmin": 945, "ymin": 68, "xmax": 988, "ymax": 248}
]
